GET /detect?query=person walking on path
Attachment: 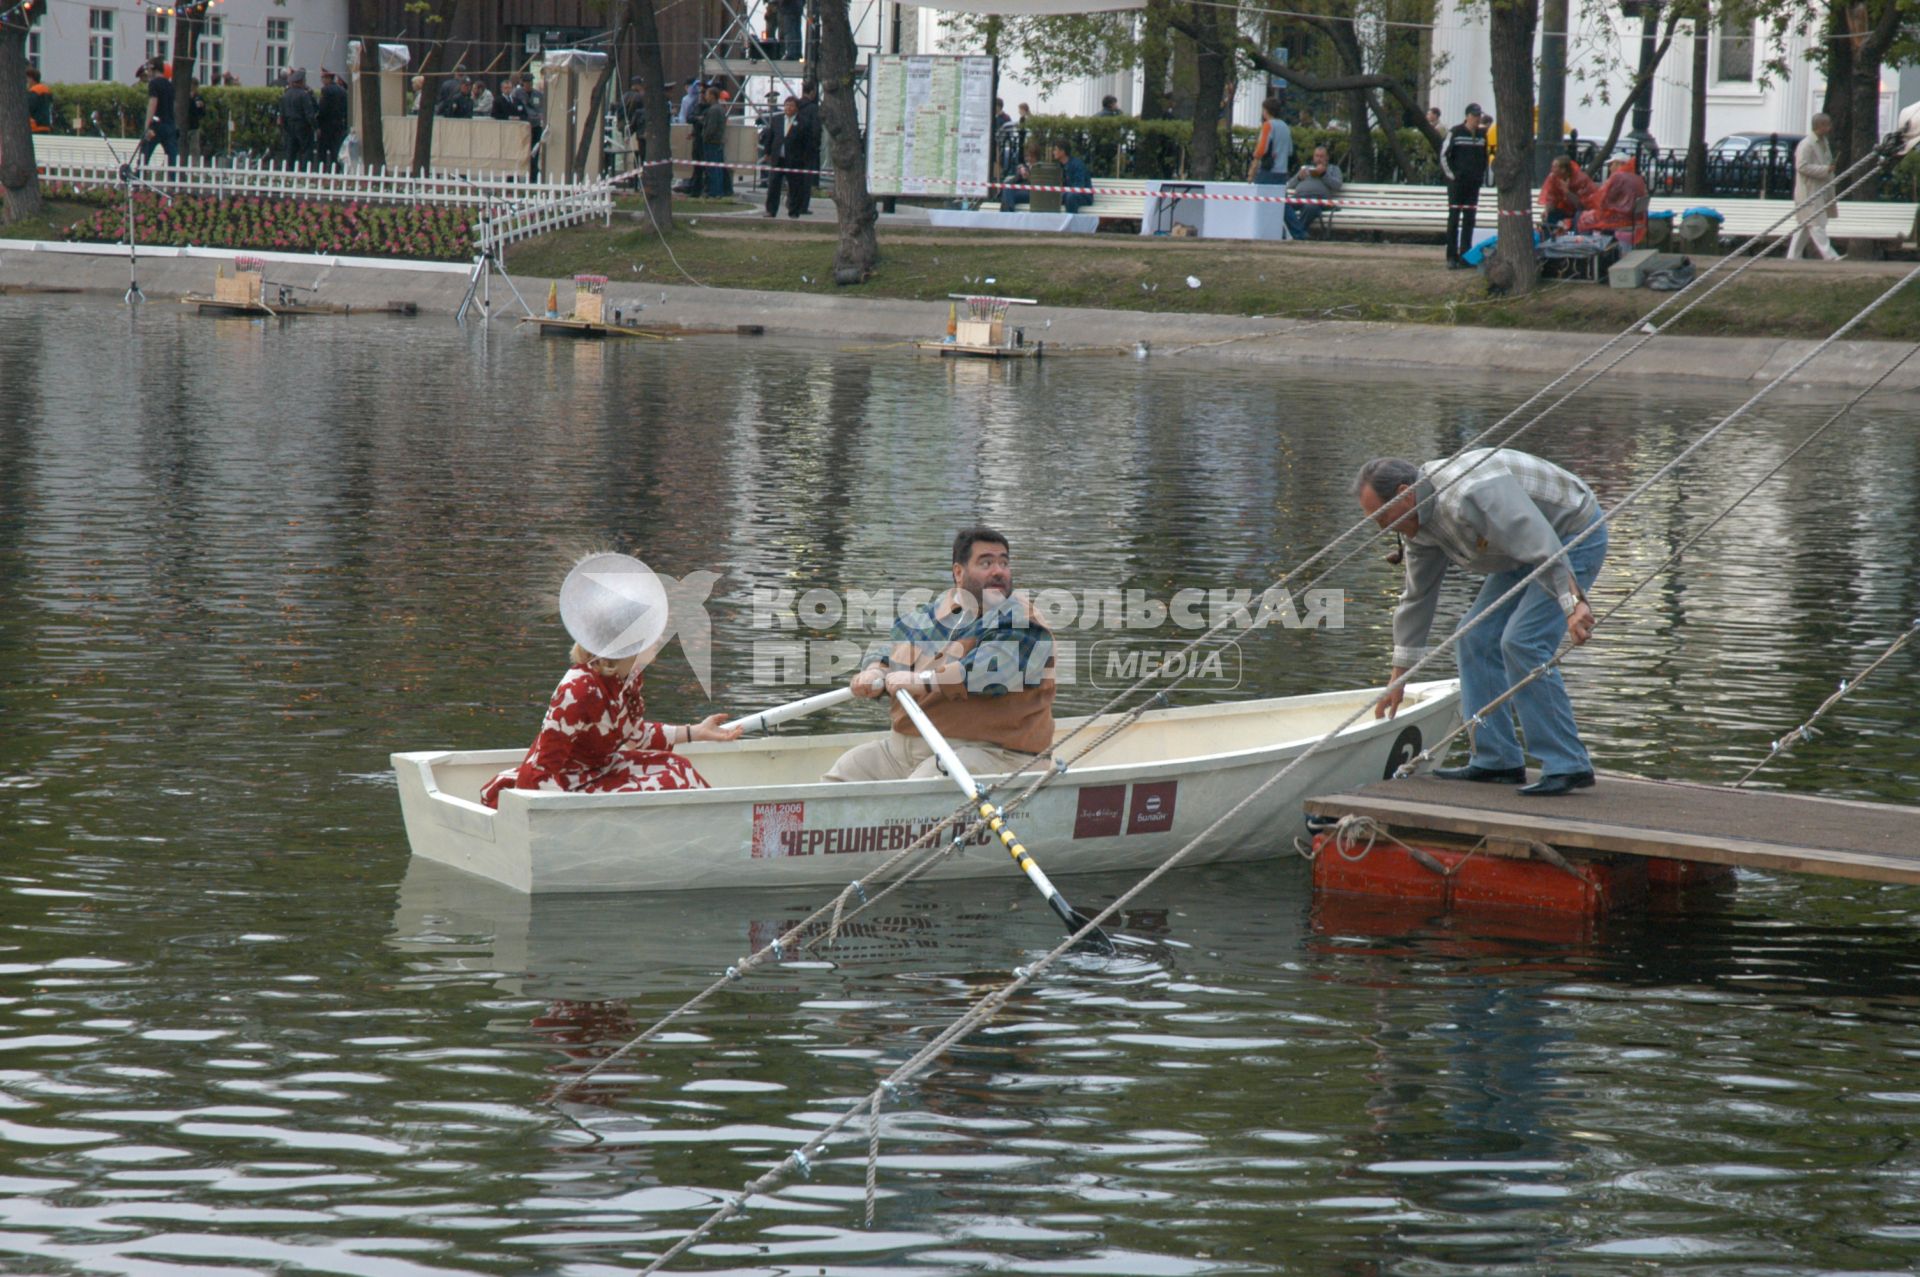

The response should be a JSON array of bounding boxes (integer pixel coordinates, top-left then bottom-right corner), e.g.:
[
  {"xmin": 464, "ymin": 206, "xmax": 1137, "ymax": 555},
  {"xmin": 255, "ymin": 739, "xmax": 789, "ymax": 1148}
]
[
  {"xmin": 1440, "ymin": 102, "xmax": 1488, "ymax": 268},
  {"xmin": 1787, "ymin": 113, "xmax": 1843, "ymax": 262},
  {"xmin": 1358, "ymin": 449, "xmax": 1605, "ymax": 798},
  {"xmin": 138, "ymin": 59, "xmax": 179, "ymax": 166}
]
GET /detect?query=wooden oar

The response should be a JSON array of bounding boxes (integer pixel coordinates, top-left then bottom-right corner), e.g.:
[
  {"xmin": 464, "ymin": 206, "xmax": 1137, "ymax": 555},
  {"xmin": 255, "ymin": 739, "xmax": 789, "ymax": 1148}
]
[
  {"xmin": 892, "ymin": 689, "xmax": 1115, "ymax": 955},
  {"xmin": 728, "ymin": 686, "xmax": 855, "ymax": 735}
]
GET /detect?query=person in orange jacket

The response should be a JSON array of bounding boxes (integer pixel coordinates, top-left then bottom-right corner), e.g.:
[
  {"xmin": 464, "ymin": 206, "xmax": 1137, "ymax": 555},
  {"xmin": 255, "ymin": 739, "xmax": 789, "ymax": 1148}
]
[{"xmin": 26, "ymin": 66, "xmax": 54, "ymax": 134}]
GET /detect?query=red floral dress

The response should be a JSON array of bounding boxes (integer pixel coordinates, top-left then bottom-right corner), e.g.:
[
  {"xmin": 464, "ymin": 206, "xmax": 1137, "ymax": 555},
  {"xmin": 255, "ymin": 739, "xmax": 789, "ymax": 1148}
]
[{"xmin": 480, "ymin": 665, "xmax": 711, "ymax": 809}]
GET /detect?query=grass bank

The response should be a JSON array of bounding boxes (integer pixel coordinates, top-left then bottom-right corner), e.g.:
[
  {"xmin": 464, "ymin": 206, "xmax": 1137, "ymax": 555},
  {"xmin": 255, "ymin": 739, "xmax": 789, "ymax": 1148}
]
[{"xmin": 498, "ymin": 196, "xmax": 1920, "ymax": 342}]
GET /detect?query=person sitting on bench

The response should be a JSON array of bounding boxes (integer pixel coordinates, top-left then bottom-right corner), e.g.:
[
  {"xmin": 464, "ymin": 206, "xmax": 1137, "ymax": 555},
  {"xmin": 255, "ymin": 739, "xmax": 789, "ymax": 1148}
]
[
  {"xmin": 999, "ymin": 140, "xmax": 1040, "ymax": 211},
  {"xmin": 1055, "ymin": 143, "xmax": 1093, "ymax": 214},
  {"xmin": 1540, "ymin": 155, "xmax": 1596, "ymax": 233}
]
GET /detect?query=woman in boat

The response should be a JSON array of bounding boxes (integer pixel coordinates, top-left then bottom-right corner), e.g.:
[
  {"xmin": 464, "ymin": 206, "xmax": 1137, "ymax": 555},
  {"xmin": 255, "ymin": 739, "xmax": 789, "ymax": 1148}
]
[{"xmin": 481, "ymin": 554, "xmax": 741, "ymax": 809}]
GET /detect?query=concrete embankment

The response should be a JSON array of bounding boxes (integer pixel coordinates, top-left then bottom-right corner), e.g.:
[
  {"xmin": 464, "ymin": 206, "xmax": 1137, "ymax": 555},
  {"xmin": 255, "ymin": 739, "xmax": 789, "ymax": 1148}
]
[{"xmin": 5, "ymin": 240, "xmax": 1916, "ymax": 394}]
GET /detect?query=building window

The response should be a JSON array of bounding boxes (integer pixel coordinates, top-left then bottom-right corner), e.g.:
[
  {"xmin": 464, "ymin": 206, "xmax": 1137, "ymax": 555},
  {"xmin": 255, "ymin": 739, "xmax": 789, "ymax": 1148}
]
[
  {"xmin": 146, "ymin": 10, "xmax": 171, "ymax": 67},
  {"xmin": 197, "ymin": 16, "xmax": 225, "ymax": 81},
  {"xmin": 265, "ymin": 18, "xmax": 291, "ymax": 83},
  {"xmin": 1716, "ymin": 11, "xmax": 1755, "ymax": 84},
  {"xmin": 88, "ymin": 8, "xmax": 115, "ymax": 83},
  {"xmin": 27, "ymin": 8, "xmax": 43, "ymax": 71}
]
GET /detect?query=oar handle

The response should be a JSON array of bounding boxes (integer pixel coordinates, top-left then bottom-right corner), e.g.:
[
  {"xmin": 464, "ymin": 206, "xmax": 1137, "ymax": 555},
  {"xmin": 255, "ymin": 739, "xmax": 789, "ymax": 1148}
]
[
  {"xmin": 730, "ymin": 668, "xmax": 938, "ymax": 735},
  {"xmin": 728, "ymin": 686, "xmax": 855, "ymax": 735}
]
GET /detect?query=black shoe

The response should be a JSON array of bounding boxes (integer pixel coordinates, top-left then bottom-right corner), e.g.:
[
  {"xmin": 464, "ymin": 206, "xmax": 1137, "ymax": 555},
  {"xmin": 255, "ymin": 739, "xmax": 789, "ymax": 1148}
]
[
  {"xmin": 1431, "ymin": 763, "xmax": 1528, "ymax": 784},
  {"xmin": 1517, "ymin": 771, "xmax": 1596, "ymax": 797}
]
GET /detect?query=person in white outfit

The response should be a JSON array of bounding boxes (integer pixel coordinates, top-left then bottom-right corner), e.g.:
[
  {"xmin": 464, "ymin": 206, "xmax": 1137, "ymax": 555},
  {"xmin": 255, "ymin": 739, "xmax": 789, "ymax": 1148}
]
[{"xmin": 1788, "ymin": 114, "xmax": 1842, "ymax": 261}]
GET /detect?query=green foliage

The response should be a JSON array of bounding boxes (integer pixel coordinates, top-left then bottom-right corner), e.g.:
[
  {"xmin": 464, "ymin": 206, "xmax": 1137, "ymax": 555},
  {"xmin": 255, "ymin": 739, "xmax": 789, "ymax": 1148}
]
[
  {"xmin": 940, "ymin": 13, "xmax": 1137, "ymax": 92},
  {"xmin": 1888, "ymin": 146, "xmax": 1920, "ymax": 200},
  {"xmin": 39, "ymin": 84, "xmax": 288, "ymax": 156}
]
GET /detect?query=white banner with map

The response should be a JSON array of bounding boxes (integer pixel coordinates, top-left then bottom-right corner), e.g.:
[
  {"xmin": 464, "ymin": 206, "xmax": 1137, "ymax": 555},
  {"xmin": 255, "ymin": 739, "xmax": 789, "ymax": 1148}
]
[{"xmin": 865, "ymin": 55, "xmax": 996, "ymax": 199}]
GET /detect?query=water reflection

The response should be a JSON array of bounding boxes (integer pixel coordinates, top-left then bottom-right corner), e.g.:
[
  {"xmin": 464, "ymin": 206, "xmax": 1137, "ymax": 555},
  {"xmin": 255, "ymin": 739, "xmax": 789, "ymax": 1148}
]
[{"xmin": 3, "ymin": 297, "xmax": 1920, "ymax": 1274}]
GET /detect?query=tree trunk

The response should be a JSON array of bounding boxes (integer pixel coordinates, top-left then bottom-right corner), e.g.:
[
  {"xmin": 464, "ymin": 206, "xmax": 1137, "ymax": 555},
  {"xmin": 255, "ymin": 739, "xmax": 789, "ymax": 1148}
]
[
  {"xmin": 1322, "ymin": 17, "xmax": 1374, "ymax": 180},
  {"xmin": 1368, "ymin": 87, "xmax": 1415, "ymax": 181},
  {"xmin": 1684, "ymin": 1, "xmax": 1708, "ymax": 197},
  {"xmin": 170, "ymin": 13, "xmax": 198, "ymax": 139},
  {"xmin": 412, "ymin": 42, "xmax": 443, "ymax": 174},
  {"xmin": 1487, "ymin": 0, "xmax": 1538, "ymax": 297},
  {"xmin": 1140, "ymin": 0, "xmax": 1172, "ymax": 119},
  {"xmin": 353, "ymin": 0, "xmax": 387, "ymax": 169},
  {"xmin": 1186, "ymin": 4, "xmax": 1228, "ymax": 180},
  {"xmin": 1822, "ymin": 6, "xmax": 1854, "ymax": 172},
  {"xmin": 0, "ymin": 20, "xmax": 44, "ymax": 223},
  {"xmin": 627, "ymin": 0, "xmax": 673, "ymax": 229},
  {"xmin": 816, "ymin": 0, "xmax": 878, "ymax": 283}
]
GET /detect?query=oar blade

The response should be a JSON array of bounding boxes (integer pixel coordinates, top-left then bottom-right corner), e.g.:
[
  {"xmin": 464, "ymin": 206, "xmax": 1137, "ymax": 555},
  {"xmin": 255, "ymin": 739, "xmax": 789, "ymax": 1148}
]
[{"xmin": 1047, "ymin": 895, "xmax": 1116, "ymax": 955}]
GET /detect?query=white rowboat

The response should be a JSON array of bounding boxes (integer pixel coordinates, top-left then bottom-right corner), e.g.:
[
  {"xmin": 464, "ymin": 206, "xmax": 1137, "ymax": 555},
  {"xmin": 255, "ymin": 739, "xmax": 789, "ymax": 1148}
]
[{"xmin": 392, "ymin": 681, "xmax": 1461, "ymax": 894}]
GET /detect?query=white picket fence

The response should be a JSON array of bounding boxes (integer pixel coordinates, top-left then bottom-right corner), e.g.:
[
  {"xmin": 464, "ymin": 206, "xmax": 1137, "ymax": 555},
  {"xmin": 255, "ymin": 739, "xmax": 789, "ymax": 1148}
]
[
  {"xmin": 38, "ymin": 154, "xmax": 595, "ymax": 209},
  {"xmin": 477, "ymin": 181, "xmax": 618, "ymax": 259},
  {"xmin": 37, "ymin": 153, "xmax": 616, "ymax": 260}
]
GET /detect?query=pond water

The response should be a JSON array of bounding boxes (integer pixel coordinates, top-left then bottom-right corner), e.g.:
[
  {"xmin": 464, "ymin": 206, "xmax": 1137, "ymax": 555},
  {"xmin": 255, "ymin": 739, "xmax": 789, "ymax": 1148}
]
[{"xmin": 2, "ymin": 296, "xmax": 1918, "ymax": 1276}]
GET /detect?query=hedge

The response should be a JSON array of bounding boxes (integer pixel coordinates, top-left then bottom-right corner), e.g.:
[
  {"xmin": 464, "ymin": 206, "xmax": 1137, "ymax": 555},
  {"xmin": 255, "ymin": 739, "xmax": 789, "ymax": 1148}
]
[
  {"xmin": 1016, "ymin": 114, "xmax": 1440, "ymax": 183},
  {"xmin": 39, "ymin": 83, "xmax": 289, "ymax": 158}
]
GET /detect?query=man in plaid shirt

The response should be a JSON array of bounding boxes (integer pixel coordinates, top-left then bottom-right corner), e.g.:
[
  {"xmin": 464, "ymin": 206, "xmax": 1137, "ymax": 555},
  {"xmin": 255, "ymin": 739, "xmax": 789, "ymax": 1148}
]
[
  {"xmin": 825, "ymin": 527, "xmax": 1056, "ymax": 783},
  {"xmin": 1357, "ymin": 449, "xmax": 1606, "ymax": 797}
]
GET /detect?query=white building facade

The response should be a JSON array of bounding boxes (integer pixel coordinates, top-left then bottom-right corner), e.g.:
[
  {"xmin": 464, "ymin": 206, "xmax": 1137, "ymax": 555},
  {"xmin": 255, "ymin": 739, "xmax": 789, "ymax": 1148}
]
[
  {"xmin": 25, "ymin": 0, "xmax": 349, "ymax": 88},
  {"xmin": 1427, "ymin": 1, "xmax": 1889, "ymax": 147},
  {"xmin": 914, "ymin": 1, "xmax": 1891, "ymax": 144}
]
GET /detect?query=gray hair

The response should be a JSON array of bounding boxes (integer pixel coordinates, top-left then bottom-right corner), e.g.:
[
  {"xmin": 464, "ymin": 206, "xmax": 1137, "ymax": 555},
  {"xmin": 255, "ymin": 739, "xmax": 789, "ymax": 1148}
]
[
  {"xmin": 1355, "ymin": 456, "xmax": 1420, "ymax": 501},
  {"xmin": 1811, "ymin": 112, "xmax": 1832, "ymax": 130}
]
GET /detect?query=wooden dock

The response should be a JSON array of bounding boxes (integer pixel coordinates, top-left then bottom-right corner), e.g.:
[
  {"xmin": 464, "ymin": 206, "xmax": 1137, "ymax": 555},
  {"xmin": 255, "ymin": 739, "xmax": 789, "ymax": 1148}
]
[{"xmin": 1304, "ymin": 774, "xmax": 1920, "ymax": 886}]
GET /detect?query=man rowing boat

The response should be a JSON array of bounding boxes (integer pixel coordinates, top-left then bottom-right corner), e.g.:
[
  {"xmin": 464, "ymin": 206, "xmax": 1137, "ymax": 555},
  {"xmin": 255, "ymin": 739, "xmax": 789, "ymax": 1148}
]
[
  {"xmin": 824, "ymin": 526, "xmax": 1056, "ymax": 782},
  {"xmin": 1356, "ymin": 449, "xmax": 1606, "ymax": 798}
]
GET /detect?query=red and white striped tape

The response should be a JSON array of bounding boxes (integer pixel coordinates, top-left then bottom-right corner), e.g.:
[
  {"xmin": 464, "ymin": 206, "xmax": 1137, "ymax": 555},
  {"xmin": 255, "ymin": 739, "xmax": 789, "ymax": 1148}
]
[{"xmin": 631, "ymin": 158, "xmax": 1539, "ymax": 216}]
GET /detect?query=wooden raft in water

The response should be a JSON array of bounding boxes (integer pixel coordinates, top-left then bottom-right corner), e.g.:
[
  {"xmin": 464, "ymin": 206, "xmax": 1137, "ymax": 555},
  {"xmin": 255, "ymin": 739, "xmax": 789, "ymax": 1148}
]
[{"xmin": 1304, "ymin": 774, "xmax": 1920, "ymax": 885}]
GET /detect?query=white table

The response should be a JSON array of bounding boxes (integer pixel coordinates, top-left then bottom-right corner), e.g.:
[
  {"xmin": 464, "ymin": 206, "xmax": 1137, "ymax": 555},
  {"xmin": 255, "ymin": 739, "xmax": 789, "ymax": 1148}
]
[
  {"xmin": 926, "ymin": 210, "xmax": 1099, "ymax": 233},
  {"xmin": 1138, "ymin": 180, "xmax": 1294, "ymax": 242}
]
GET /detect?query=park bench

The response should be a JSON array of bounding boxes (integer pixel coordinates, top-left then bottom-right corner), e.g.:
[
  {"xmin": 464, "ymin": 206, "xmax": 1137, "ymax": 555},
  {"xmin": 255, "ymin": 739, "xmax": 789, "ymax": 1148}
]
[
  {"xmin": 1317, "ymin": 181, "xmax": 1453, "ymax": 236},
  {"xmin": 33, "ymin": 134, "xmax": 144, "ymax": 168},
  {"xmin": 1646, "ymin": 194, "xmax": 1917, "ymax": 250}
]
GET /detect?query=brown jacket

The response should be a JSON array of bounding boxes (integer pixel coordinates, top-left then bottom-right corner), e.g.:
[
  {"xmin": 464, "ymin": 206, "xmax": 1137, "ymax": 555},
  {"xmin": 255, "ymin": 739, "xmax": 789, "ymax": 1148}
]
[{"xmin": 879, "ymin": 590, "xmax": 1056, "ymax": 754}]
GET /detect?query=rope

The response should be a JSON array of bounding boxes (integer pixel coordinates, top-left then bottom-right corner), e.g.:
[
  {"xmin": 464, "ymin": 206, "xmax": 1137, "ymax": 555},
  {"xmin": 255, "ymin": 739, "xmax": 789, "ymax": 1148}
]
[
  {"xmin": 1397, "ymin": 326, "xmax": 1920, "ymax": 780},
  {"xmin": 1734, "ymin": 619, "xmax": 1920, "ymax": 786},
  {"xmin": 864, "ymin": 1091, "xmax": 880, "ymax": 1229}
]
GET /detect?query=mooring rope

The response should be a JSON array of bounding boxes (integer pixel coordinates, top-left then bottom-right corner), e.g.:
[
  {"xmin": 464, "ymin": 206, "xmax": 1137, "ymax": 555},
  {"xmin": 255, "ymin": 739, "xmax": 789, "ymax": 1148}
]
[
  {"xmin": 1395, "ymin": 334, "xmax": 1920, "ymax": 779},
  {"xmin": 1734, "ymin": 618, "xmax": 1920, "ymax": 786},
  {"xmin": 634, "ymin": 248, "xmax": 1920, "ymax": 1274}
]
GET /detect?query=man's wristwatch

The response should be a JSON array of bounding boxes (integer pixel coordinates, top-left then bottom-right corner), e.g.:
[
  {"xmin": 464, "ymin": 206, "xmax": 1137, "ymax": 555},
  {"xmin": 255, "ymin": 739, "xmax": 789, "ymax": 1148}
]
[{"xmin": 1558, "ymin": 591, "xmax": 1581, "ymax": 615}]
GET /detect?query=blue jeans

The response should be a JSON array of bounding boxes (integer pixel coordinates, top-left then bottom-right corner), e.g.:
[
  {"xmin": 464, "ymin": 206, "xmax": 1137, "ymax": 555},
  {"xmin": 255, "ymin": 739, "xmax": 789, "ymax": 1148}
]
[
  {"xmin": 139, "ymin": 120, "xmax": 179, "ymax": 165},
  {"xmin": 1455, "ymin": 518, "xmax": 1607, "ymax": 776},
  {"xmin": 701, "ymin": 142, "xmax": 725, "ymax": 196}
]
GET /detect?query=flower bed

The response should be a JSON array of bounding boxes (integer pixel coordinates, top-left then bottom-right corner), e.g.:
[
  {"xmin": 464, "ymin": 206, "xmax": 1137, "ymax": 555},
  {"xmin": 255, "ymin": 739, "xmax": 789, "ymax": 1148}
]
[{"xmin": 65, "ymin": 193, "xmax": 477, "ymax": 261}]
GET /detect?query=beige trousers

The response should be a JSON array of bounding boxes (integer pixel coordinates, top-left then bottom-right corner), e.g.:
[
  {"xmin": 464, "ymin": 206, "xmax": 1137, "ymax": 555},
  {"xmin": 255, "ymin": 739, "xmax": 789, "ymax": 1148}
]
[{"xmin": 824, "ymin": 732, "xmax": 1049, "ymax": 783}]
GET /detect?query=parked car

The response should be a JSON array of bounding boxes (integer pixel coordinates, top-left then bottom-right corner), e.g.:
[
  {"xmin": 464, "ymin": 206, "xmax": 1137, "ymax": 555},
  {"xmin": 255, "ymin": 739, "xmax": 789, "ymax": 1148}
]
[{"xmin": 1710, "ymin": 131, "xmax": 1803, "ymax": 162}]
